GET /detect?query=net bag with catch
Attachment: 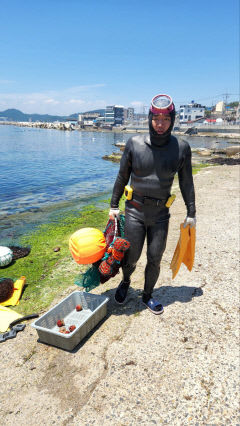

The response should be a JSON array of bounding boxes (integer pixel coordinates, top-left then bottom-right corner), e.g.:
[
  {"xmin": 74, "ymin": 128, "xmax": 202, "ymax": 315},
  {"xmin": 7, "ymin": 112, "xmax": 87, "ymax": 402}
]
[
  {"xmin": 104, "ymin": 214, "xmax": 125, "ymax": 249},
  {"xmin": 98, "ymin": 237, "xmax": 130, "ymax": 283},
  {"xmin": 74, "ymin": 215, "xmax": 128, "ymax": 291}
]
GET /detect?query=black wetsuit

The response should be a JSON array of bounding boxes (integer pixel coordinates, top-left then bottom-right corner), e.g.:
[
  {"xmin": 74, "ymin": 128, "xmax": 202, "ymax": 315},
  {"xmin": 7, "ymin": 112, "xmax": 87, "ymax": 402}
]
[{"xmin": 110, "ymin": 110, "xmax": 196, "ymax": 300}]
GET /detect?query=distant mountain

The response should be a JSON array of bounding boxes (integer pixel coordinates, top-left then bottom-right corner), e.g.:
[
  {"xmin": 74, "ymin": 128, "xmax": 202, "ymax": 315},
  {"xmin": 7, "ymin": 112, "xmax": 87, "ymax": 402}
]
[
  {"xmin": 0, "ymin": 109, "xmax": 68, "ymax": 122},
  {"xmin": 0, "ymin": 108, "xmax": 106, "ymax": 122}
]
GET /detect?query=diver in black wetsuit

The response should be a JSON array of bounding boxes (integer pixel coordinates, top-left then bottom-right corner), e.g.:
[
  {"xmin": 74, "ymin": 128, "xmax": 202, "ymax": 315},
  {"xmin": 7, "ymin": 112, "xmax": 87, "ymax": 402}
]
[{"xmin": 109, "ymin": 94, "xmax": 196, "ymax": 314}]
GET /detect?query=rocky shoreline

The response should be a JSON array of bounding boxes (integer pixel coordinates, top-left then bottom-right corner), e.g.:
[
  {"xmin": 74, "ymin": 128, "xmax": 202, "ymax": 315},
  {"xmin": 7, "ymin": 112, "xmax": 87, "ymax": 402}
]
[
  {"xmin": 103, "ymin": 144, "xmax": 240, "ymax": 166},
  {"xmin": 191, "ymin": 147, "xmax": 240, "ymax": 166}
]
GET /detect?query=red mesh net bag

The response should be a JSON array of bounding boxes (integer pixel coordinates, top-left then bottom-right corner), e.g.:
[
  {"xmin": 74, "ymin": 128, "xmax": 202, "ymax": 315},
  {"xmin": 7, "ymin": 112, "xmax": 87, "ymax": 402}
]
[
  {"xmin": 98, "ymin": 237, "xmax": 130, "ymax": 282},
  {"xmin": 104, "ymin": 215, "xmax": 125, "ymax": 249}
]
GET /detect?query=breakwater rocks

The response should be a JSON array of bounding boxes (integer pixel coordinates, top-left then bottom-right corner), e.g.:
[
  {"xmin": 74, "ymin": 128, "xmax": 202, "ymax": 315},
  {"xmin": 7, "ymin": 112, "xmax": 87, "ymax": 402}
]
[
  {"xmin": 1, "ymin": 121, "xmax": 240, "ymax": 138},
  {"xmin": 0, "ymin": 121, "xmax": 78, "ymax": 131}
]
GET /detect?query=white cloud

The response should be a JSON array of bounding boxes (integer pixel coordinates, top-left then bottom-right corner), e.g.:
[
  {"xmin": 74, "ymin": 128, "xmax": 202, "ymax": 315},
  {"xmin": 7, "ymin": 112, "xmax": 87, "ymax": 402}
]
[
  {"xmin": 44, "ymin": 99, "xmax": 60, "ymax": 104},
  {"xmin": 130, "ymin": 101, "xmax": 144, "ymax": 107},
  {"xmin": 130, "ymin": 101, "xmax": 148, "ymax": 113},
  {"xmin": 0, "ymin": 84, "xmax": 107, "ymax": 115},
  {"xmin": 68, "ymin": 99, "xmax": 85, "ymax": 104}
]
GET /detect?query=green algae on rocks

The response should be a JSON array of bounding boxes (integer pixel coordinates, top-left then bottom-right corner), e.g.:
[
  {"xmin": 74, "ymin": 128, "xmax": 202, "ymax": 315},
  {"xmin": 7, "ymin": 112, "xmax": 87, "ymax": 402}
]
[{"xmin": 2, "ymin": 205, "xmax": 110, "ymax": 315}]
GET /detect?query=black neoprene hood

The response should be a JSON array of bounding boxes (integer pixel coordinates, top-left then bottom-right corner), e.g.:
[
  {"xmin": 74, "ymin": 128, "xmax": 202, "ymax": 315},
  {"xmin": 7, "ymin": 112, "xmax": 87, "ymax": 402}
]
[{"xmin": 148, "ymin": 106, "xmax": 176, "ymax": 146}]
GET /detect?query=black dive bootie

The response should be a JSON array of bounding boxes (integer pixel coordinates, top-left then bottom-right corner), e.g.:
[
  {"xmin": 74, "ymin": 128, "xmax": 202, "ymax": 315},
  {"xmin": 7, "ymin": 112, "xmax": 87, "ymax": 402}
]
[{"xmin": 114, "ymin": 280, "xmax": 130, "ymax": 304}]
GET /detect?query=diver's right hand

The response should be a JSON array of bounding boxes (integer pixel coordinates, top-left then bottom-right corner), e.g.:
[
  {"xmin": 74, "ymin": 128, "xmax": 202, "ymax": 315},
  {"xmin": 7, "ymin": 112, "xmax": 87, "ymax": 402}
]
[
  {"xmin": 109, "ymin": 208, "xmax": 120, "ymax": 219},
  {"xmin": 183, "ymin": 216, "xmax": 196, "ymax": 228}
]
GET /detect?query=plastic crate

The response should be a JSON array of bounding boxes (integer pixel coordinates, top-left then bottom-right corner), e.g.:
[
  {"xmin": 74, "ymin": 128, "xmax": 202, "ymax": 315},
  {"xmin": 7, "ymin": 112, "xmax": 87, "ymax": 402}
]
[{"xmin": 31, "ymin": 291, "xmax": 109, "ymax": 351}]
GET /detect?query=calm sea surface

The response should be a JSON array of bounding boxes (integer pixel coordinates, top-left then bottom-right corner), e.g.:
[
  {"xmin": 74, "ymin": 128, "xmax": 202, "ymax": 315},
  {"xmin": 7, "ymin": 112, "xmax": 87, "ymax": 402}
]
[{"xmin": 0, "ymin": 125, "xmax": 230, "ymax": 244}]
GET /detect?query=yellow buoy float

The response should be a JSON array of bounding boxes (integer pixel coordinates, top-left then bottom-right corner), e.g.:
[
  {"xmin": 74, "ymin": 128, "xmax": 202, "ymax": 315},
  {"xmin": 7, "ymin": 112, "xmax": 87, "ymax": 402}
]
[{"xmin": 69, "ymin": 228, "xmax": 106, "ymax": 265}]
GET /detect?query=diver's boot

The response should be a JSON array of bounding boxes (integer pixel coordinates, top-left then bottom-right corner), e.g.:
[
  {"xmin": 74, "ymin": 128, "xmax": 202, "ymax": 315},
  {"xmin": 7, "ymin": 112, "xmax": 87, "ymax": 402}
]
[{"xmin": 114, "ymin": 280, "xmax": 131, "ymax": 304}]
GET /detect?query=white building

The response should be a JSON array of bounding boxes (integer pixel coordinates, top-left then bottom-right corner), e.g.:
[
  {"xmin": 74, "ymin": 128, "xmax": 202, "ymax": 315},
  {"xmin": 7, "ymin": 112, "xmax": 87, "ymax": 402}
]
[
  {"xmin": 215, "ymin": 101, "xmax": 225, "ymax": 113},
  {"xmin": 78, "ymin": 113, "xmax": 100, "ymax": 127},
  {"xmin": 179, "ymin": 102, "xmax": 205, "ymax": 123}
]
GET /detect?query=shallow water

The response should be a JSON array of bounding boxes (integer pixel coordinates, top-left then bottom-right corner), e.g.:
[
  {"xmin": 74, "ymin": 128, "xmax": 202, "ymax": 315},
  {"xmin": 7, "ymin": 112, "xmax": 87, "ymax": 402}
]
[
  {"xmin": 0, "ymin": 125, "xmax": 231, "ymax": 245},
  {"xmin": 0, "ymin": 126, "xmax": 127, "ymax": 243}
]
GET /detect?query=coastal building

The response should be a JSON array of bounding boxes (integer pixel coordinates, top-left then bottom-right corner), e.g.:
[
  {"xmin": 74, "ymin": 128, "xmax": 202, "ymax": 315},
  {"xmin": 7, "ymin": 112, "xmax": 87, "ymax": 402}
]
[
  {"xmin": 114, "ymin": 106, "xmax": 124, "ymax": 125},
  {"xmin": 215, "ymin": 101, "xmax": 225, "ymax": 113},
  {"xmin": 127, "ymin": 107, "xmax": 134, "ymax": 122},
  {"xmin": 105, "ymin": 106, "xmax": 114, "ymax": 124},
  {"xmin": 179, "ymin": 101, "xmax": 205, "ymax": 123},
  {"xmin": 79, "ymin": 112, "xmax": 100, "ymax": 127},
  {"xmin": 94, "ymin": 115, "xmax": 105, "ymax": 125},
  {"xmin": 211, "ymin": 101, "xmax": 238, "ymax": 122},
  {"xmin": 134, "ymin": 112, "xmax": 148, "ymax": 125},
  {"xmin": 105, "ymin": 105, "xmax": 124, "ymax": 125}
]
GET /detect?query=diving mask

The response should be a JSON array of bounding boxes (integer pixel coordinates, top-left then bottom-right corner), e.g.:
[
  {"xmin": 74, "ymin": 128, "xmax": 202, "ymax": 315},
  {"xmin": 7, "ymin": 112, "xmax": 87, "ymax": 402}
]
[{"xmin": 150, "ymin": 94, "xmax": 174, "ymax": 115}]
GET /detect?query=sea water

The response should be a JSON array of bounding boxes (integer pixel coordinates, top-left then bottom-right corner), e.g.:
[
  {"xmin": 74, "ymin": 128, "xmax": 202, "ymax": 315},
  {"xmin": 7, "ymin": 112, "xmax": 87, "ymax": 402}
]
[
  {"xmin": 0, "ymin": 126, "xmax": 126, "ymax": 244},
  {"xmin": 0, "ymin": 125, "xmax": 230, "ymax": 244}
]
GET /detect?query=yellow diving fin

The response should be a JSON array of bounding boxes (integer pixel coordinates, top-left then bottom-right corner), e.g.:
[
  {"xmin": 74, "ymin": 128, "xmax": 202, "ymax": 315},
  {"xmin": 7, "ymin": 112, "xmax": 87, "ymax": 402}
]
[
  {"xmin": 0, "ymin": 306, "xmax": 22, "ymax": 333},
  {"xmin": 170, "ymin": 224, "xmax": 196, "ymax": 279},
  {"xmin": 182, "ymin": 226, "xmax": 196, "ymax": 272}
]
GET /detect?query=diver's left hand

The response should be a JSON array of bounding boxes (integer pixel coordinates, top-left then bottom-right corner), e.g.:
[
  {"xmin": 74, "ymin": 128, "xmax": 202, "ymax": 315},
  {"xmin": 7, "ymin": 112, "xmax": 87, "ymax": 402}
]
[{"xmin": 183, "ymin": 216, "xmax": 196, "ymax": 228}]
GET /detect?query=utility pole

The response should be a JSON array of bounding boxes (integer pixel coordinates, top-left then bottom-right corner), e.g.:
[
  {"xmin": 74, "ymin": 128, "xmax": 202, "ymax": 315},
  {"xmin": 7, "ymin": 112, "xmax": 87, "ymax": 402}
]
[
  {"xmin": 222, "ymin": 93, "xmax": 229, "ymax": 106},
  {"xmin": 219, "ymin": 93, "xmax": 230, "ymax": 121},
  {"xmin": 218, "ymin": 93, "xmax": 240, "ymax": 121}
]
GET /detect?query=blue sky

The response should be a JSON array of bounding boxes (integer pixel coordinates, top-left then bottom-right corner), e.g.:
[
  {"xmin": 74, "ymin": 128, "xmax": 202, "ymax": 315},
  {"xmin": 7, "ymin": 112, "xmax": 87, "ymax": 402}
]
[{"xmin": 0, "ymin": 0, "xmax": 239, "ymax": 114}]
